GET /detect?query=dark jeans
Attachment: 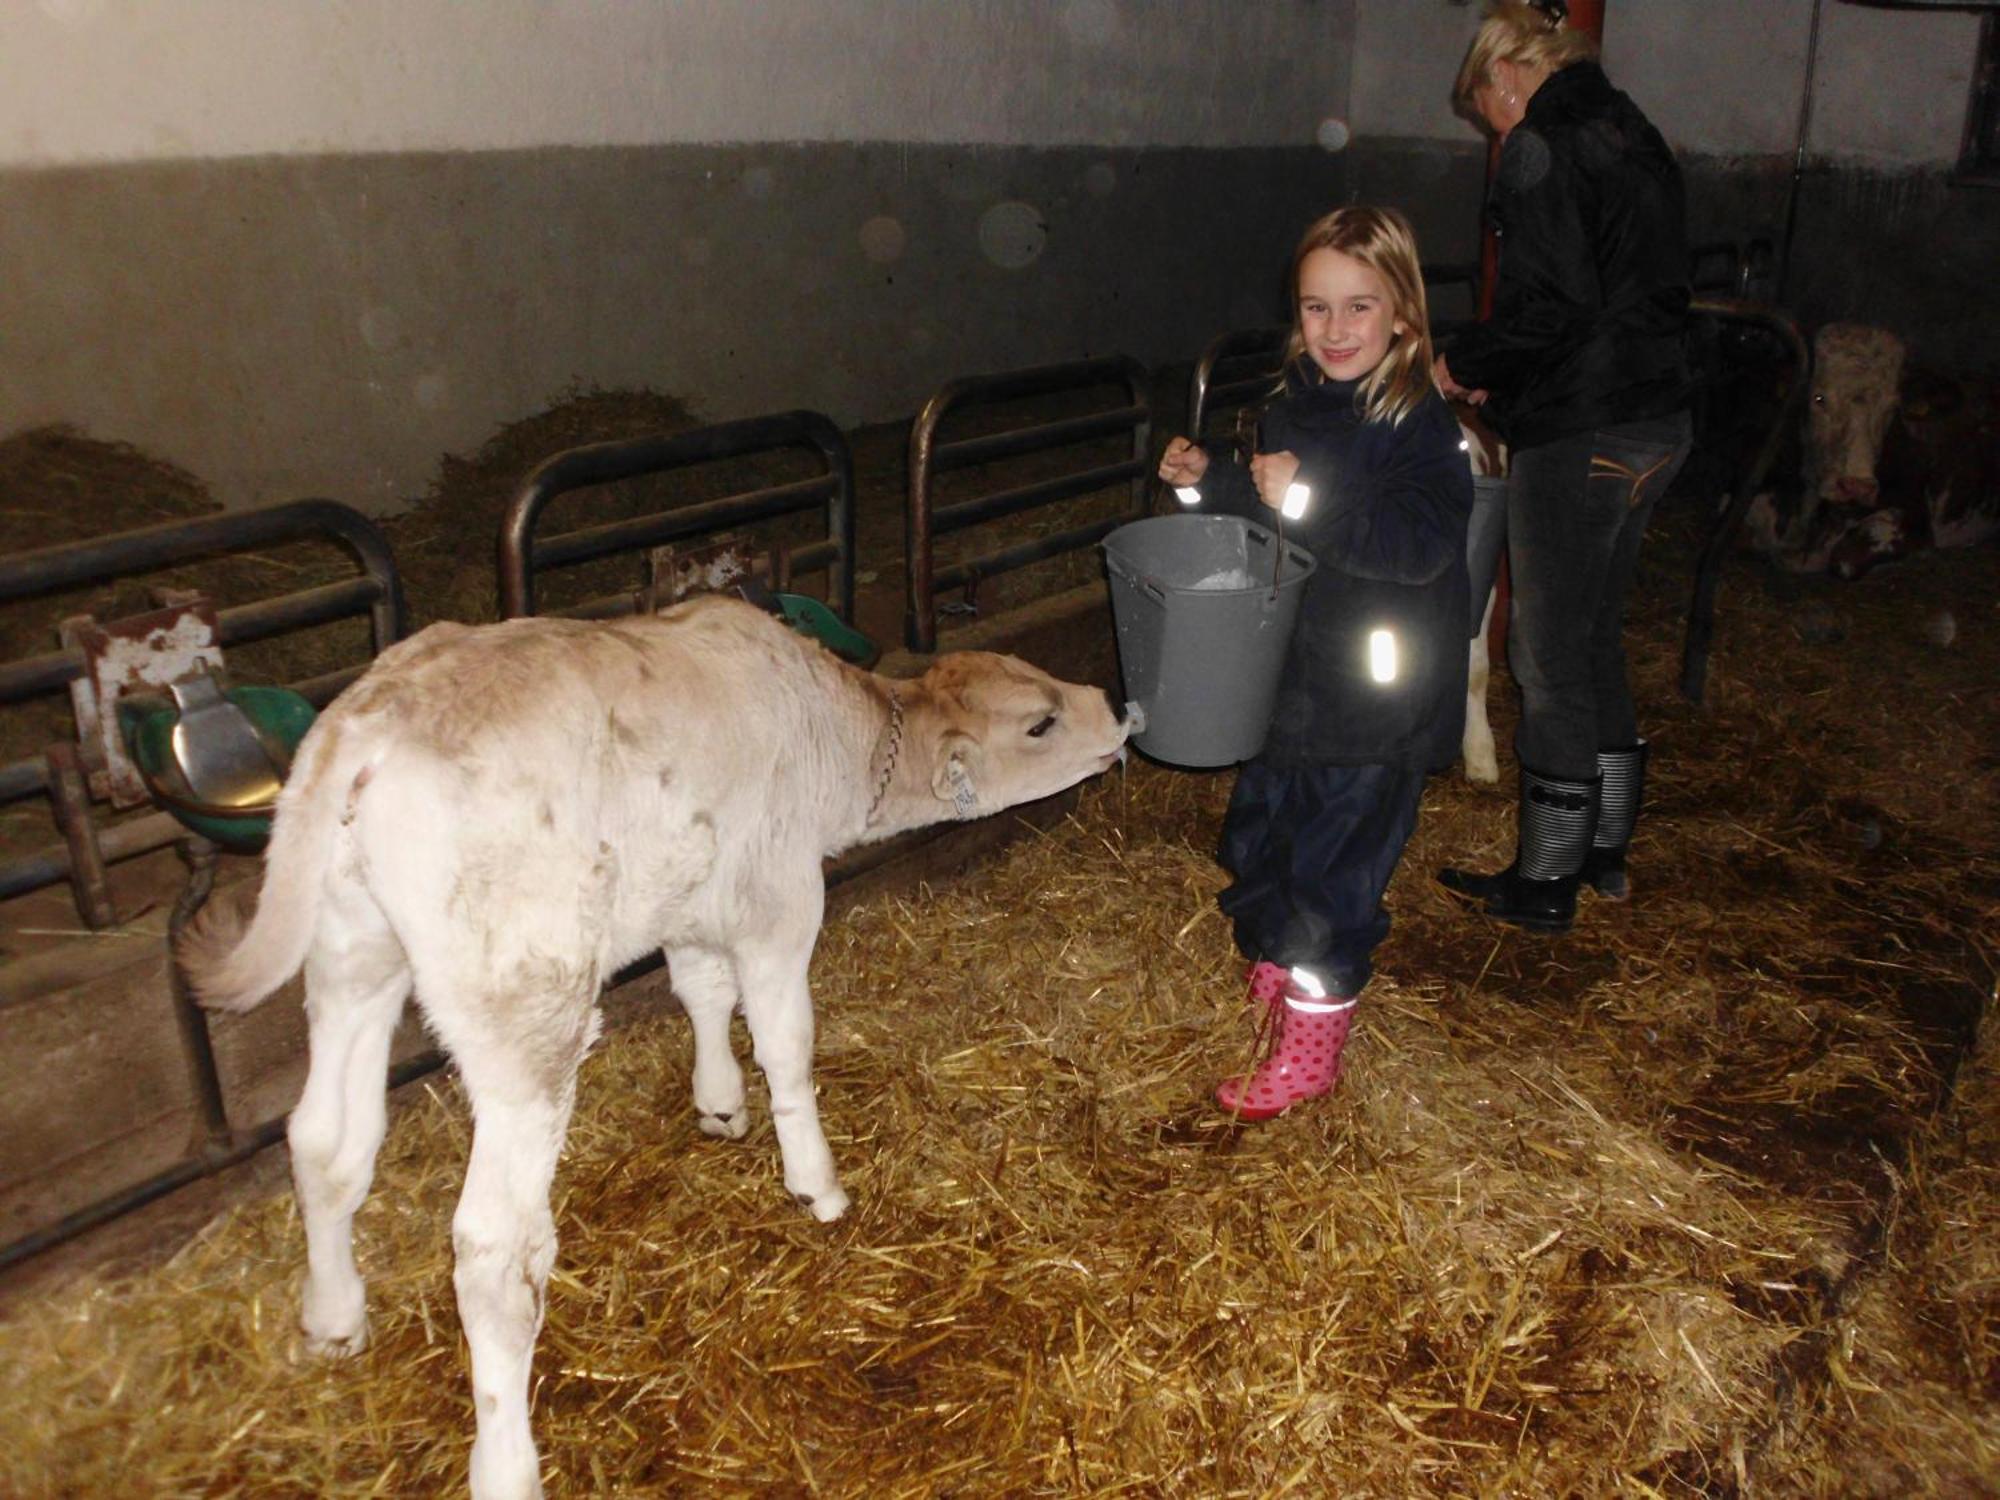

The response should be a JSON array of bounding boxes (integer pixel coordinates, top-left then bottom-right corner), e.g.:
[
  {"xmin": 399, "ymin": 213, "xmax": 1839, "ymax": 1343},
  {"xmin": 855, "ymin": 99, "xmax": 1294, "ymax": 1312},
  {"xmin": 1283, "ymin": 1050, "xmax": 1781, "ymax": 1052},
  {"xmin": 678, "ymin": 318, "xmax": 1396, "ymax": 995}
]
[
  {"xmin": 1217, "ymin": 759, "xmax": 1427, "ymax": 996},
  {"xmin": 1506, "ymin": 413, "xmax": 1693, "ymax": 779}
]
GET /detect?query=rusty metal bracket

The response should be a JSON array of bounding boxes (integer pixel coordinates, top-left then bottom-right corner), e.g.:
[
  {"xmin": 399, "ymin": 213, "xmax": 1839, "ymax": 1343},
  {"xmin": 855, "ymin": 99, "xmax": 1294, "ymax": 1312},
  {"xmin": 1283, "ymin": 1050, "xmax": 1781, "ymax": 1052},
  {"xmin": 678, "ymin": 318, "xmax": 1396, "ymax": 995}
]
[
  {"xmin": 638, "ymin": 535, "xmax": 795, "ymax": 614},
  {"xmin": 63, "ymin": 594, "xmax": 225, "ymax": 809},
  {"xmin": 43, "ymin": 742, "xmax": 116, "ymax": 929}
]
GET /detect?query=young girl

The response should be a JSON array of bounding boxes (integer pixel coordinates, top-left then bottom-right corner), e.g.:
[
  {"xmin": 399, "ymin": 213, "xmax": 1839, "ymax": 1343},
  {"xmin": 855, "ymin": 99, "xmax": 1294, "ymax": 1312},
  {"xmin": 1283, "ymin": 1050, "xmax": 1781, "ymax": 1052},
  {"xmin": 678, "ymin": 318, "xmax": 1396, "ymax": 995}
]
[{"xmin": 1157, "ymin": 205, "xmax": 1473, "ymax": 1119}]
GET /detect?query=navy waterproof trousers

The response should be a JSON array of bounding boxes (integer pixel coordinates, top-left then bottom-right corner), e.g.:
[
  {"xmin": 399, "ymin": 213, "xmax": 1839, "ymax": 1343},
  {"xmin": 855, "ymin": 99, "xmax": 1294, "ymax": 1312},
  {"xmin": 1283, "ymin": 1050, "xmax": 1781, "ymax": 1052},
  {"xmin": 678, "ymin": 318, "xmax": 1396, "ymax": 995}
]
[{"xmin": 1216, "ymin": 759, "xmax": 1427, "ymax": 997}]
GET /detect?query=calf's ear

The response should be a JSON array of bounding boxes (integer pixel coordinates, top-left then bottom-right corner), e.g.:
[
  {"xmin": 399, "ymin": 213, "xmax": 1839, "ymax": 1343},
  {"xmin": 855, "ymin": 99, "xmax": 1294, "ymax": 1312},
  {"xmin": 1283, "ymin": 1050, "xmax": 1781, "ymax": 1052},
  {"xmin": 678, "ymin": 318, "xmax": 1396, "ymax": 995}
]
[{"xmin": 931, "ymin": 731, "xmax": 982, "ymax": 818}]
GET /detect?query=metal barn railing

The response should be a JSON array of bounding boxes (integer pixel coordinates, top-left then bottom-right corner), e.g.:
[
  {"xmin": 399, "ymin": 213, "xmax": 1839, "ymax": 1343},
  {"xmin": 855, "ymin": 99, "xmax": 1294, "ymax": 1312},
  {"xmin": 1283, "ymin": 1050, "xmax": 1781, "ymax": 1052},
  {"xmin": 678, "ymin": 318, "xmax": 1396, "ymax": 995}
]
[
  {"xmin": 498, "ymin": 411, "xmax": 855, "ymax": 623},
  {"xmin": 1689, "ymin": 237, "xmax": 1778, "ymax": 302},
  {"xmin": 0, "ymin": 498, "xmax": 415, "ymax": 1274},
  {"xmin": 0, "ymin": 499, "xmax": 404, "ymax": 922},
  {"xmin": 905, "ymin": 356, "xmax": 1150, "ymax": 653},
  {"xmin": 1681, "ymin": 296, "xmax": 1810, "ymax": 703}
]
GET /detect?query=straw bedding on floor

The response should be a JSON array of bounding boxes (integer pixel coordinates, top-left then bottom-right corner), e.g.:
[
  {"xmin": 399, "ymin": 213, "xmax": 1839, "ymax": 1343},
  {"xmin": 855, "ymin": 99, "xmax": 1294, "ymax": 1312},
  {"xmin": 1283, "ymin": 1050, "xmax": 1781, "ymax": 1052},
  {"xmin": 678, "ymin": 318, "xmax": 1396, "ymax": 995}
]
[{"xmin": 1, "ymin": 500, "xmax": 1994, "ymax": 1496}]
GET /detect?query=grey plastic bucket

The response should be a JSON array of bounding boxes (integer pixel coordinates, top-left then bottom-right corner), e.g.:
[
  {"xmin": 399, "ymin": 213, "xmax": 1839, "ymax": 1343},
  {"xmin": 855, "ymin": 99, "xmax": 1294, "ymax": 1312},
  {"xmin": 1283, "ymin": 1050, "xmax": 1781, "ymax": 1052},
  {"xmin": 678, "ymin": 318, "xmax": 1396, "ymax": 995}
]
[
  {"xmin": 1102, "ymin": 513, "xmax": 1317, "ymax": 768},
  {"xmin": 1466, "ymin": 474, "xmax": 1508, "ymax": 634}
]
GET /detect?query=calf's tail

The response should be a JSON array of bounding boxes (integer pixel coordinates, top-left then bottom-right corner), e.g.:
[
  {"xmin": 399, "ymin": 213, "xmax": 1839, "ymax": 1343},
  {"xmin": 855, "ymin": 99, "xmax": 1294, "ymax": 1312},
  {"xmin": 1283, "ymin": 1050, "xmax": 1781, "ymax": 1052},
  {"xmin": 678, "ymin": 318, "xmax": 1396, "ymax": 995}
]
[{"xmin": 177, "ymin": 717, "xmax": 361, "ymax": 1013}]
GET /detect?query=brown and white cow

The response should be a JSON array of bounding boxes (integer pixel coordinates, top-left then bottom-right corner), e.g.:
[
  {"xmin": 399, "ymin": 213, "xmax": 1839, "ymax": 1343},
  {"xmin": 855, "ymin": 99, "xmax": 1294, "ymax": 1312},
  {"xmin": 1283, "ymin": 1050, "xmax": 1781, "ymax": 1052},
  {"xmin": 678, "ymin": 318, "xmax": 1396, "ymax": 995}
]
[
  {"xmin": 1746, "ymin": 321, "xmax": 2000, "ymax": 579},
  {"xmin": 181, "ymin": 595, "xmax": 1133, "ymax": 1500}
]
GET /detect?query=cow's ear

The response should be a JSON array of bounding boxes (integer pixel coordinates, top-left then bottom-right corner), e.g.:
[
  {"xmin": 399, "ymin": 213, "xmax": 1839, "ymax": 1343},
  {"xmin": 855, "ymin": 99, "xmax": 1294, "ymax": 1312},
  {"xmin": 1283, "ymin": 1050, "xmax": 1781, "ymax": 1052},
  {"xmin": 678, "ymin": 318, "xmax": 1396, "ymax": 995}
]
[{"xmin": 932, "ymin": 731, "xmax": 981, "ymax": 818}]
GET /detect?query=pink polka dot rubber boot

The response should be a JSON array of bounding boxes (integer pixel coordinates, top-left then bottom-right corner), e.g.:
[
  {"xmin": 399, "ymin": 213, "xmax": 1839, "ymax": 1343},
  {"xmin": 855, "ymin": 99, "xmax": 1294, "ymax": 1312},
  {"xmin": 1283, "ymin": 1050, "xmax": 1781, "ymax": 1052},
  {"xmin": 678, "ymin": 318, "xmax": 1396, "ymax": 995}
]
[
  {"xmin": 1244, "ymin": 960, "xmax": 1290, "ymax": 1011},
  {"xmin": 1217, "ymin": 967, "xmax": 1357, "ymax": 1121}
]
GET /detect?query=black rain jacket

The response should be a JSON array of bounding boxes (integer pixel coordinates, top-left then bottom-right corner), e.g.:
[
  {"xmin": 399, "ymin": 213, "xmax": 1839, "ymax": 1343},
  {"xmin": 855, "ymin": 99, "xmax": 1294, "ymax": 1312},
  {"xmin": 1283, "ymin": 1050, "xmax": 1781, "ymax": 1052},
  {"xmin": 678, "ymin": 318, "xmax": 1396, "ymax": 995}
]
[
  {"xmin": 1444, "ymin": 61, "xmax": 1692, "ymax": 451},
  {"xmin": 1191, "ymin": 365, "xmax": 1473, "ymax": 770}
]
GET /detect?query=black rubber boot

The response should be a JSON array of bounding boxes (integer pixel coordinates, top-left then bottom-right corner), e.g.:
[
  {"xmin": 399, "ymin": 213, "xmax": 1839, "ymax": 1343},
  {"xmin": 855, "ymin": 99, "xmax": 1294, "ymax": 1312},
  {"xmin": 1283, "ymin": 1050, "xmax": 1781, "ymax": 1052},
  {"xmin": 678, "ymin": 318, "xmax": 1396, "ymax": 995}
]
[
  {"xmin": 1580, "ymin": 742, "xmax": 1646, "ymax": 900},
  {"xmin": 1437, "ymin": 767, "xmax": 1599, "ymax": 933}
]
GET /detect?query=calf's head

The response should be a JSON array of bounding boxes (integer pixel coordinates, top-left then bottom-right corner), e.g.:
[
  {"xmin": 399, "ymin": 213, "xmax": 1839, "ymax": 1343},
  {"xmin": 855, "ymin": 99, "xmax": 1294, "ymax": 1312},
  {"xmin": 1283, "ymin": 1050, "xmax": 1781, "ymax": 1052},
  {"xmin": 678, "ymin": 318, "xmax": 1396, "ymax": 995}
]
[
  {"xmin": 1809, "ymin": 323, "xmax": 1905, "ymax": 505},
  {"xmin": 910, "ymin": 652, "xmax": 1129, "ymax": 818}
]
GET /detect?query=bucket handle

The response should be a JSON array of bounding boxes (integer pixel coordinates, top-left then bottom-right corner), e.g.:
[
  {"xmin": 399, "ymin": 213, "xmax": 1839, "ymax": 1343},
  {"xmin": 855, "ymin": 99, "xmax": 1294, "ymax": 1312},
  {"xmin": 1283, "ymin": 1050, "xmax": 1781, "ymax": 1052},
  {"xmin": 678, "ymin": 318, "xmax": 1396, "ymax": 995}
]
[{"xmin": 1245, "ymin": 526, "xmax": 1314, "ymax": 581}]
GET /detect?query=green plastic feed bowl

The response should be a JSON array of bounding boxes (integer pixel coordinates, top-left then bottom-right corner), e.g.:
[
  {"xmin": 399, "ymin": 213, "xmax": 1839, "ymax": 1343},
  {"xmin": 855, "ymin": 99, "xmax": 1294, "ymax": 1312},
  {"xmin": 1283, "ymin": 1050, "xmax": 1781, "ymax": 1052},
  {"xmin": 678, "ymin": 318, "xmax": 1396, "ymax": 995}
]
[
  {"xmin": 118, "ymin": 685, "xmax": 318, "ymax": 853},
  {"xmin": 773, "ymin": 592, "xmax": 879, "ymax": 666}
]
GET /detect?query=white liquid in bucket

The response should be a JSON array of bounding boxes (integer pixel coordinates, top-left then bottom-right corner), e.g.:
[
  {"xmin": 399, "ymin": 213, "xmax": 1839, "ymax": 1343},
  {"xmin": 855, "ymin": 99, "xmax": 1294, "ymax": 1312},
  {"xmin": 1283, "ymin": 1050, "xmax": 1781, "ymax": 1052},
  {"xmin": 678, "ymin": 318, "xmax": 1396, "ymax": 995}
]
[{"xmin": 1189, "ymin": 566, "xmax": 1255, "ymax": 590}]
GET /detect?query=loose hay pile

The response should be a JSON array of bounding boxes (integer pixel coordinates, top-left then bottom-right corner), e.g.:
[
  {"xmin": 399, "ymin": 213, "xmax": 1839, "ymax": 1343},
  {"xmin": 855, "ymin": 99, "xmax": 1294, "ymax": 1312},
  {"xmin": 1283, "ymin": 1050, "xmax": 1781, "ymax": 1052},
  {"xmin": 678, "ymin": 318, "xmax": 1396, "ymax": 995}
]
[{"xmin": 0, "ymin": 497, "xmax": 1994, "ymax": 1495}]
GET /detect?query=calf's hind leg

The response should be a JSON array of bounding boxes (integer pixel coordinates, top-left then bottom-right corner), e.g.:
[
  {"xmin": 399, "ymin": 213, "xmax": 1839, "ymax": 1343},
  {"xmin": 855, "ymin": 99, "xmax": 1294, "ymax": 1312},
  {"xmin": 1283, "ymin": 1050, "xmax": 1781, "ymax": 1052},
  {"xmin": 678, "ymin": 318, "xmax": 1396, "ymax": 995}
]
[
  {"xmin": 448, "ymin": 1022, "xmax": 591, "ymax": 1500},
  {"xmin": 667, "ymin": 945, "xmax": 749, "ymax": 1139},
  {"xmin": 288, "ymin": 889, "xmax": 410, "ymax": 1354}
]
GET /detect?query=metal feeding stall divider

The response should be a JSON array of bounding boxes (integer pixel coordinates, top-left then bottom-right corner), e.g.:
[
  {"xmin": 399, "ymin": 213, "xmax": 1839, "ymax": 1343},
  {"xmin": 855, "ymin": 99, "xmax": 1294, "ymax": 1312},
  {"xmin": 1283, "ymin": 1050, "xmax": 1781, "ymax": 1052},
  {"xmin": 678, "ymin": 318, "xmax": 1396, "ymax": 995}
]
[
  {"xmin": 904, "ymin": 355, "xmax": 1152, "ymax": 655},
  {"xmin": 0, "ymin": 499, "xmax": 428, "ymax": 1274},
  {"xmin": 498, "ymin": 409, "xmax": 856, "ymax": 624}
]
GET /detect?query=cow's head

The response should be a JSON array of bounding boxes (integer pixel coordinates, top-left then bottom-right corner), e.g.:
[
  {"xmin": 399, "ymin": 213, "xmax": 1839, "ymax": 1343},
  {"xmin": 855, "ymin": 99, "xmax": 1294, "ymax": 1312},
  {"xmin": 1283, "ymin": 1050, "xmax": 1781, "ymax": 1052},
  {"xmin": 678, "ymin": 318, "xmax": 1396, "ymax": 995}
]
[
  {"xmin": 1808, "ymin": 323, "xmax": 1906, "ymax": 505},
  {"xmin": 912, "ymin": 652, "xmax": 1131, "ymax": 819}
]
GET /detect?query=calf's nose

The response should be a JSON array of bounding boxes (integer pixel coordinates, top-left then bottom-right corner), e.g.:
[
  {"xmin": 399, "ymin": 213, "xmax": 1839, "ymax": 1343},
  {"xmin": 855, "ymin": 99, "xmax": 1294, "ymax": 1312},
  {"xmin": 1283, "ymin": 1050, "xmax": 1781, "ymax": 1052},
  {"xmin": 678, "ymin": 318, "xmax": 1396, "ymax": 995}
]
[{"xmin": 1832, "ymin": 475, "xmax": 1879, "ymax": 505}]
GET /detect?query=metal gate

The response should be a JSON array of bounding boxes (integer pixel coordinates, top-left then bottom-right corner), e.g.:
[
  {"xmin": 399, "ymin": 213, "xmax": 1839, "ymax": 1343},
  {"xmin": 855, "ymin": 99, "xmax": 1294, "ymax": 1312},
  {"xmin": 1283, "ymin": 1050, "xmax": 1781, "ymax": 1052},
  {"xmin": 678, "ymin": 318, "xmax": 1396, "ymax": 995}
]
[
  {"xmin": 905, "ymin": 356, "xmax": 1150, "ymax": 654},
  {"xmin": 499, "ymin": 411, "xmax": 855, "ymax": 622},
  {"xmin": 0, "ymin": 499, "xmax": 411, "ymax": 1272}
]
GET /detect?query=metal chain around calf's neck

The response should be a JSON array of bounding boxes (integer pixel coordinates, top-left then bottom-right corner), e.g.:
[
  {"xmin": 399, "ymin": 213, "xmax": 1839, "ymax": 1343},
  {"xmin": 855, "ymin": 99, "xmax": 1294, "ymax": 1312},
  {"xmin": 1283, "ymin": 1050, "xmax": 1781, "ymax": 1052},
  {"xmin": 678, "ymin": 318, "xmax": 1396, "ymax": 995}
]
[{"xmin": 867, "ymin": 689, "xmax": 903, "ymax": 825}]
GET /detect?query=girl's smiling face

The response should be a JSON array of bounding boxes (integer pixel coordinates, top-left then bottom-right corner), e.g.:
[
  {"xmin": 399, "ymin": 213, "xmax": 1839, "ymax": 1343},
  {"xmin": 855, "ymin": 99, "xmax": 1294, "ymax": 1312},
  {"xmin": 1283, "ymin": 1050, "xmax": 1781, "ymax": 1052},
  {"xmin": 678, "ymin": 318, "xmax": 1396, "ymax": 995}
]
[{"xmin": 1296, "ymin": 246, "xmax": 1406, "ymax": 384}]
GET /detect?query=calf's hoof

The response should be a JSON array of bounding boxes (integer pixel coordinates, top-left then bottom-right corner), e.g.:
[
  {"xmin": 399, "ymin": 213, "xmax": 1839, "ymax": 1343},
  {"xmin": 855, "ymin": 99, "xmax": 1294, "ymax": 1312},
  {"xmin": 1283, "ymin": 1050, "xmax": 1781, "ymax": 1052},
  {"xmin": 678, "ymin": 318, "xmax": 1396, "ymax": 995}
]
[
  {"xmin": 300, "ymin": 1316, "xmax": 370, "ymax": 1360},
  {"xmin": 796, "ymin": 1184, "xmax": 851, "ymax": 1223},
  {"xmin": 469, "ymin": 1435, "xmax": 545, "ymax": 1500},
  {"xmin": 697, "ymin": 1107, "xmax": 750, "ymax": 1140},
  {"xmin": 300, "ymin": 1282, "xmax": 369, "ymax": 1357}
]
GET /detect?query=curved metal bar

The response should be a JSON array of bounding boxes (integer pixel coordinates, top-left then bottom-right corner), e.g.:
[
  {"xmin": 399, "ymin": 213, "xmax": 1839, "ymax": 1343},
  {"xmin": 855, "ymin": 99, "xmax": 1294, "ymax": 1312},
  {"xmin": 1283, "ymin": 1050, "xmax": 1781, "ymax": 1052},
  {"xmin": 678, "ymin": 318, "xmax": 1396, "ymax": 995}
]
[
  {"xmin": 1681, "ymin": 296, "xmax": 1812, "ymax": 704},
  {"xmin": 0, "ymin": 497, "xmax": 405, "ymax": 657},
  {"xmin": 905, "ymin": 355, "xmax": 1150, "ymax": 654},
  {"xmin": 1187, "ymin": 327, "xmax": 1286, "ymax": 442},
  {"xmin": 0, "ymin": 1047, "xmax": 446, "ymax": 1277},
  {"xmin": 0, "ymin": 497, "xmax": 406, "ymax": 917},
  {"xmin": 498, "ymin": 410, "xmax": 854, "ymax": 621}
]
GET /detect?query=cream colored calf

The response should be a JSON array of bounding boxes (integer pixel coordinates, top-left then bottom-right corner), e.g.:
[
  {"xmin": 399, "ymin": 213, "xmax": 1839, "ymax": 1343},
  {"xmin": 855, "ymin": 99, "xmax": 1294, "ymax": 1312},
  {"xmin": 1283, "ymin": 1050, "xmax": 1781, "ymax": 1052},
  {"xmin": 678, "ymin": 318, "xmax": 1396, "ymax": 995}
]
[
  {"xmin": 1460, "ymin": 415, "xmax": 1508, "ymax": 784},
  {"xmin": 183, "ymin": 596, "xmax": 1133, "ymax": 1500}
]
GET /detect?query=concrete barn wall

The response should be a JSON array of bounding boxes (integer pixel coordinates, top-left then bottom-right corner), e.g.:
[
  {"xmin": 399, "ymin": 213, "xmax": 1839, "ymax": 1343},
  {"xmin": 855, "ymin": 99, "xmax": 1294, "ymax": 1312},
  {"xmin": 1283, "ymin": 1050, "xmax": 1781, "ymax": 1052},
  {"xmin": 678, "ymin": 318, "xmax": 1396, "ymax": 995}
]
[
  {"xmin": 0, "ymin": 0, "xmax": 1360, "ymax": 514},
  {"xmin": 6, "ymin": 1, "xmax": 1992, "ymax": 520}
]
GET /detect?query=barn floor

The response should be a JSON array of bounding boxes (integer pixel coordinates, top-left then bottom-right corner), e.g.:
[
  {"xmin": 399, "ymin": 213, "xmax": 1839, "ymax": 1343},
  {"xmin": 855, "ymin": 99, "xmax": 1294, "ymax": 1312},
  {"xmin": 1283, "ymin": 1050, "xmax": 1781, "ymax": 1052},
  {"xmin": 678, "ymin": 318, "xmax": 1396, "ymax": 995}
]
[{"xmin": 1, "ymin": 406, "xmax": 1996, "ymax": 1495}]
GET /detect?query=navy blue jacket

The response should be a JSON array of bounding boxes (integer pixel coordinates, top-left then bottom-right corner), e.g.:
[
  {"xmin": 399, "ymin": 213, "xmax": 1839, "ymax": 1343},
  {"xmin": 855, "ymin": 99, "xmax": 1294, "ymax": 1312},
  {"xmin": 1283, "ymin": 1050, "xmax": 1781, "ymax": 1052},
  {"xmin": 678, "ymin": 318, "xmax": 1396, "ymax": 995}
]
[{"xmin": 1192, "ymin": 365, "xmax": 1473, "ymax": 769}]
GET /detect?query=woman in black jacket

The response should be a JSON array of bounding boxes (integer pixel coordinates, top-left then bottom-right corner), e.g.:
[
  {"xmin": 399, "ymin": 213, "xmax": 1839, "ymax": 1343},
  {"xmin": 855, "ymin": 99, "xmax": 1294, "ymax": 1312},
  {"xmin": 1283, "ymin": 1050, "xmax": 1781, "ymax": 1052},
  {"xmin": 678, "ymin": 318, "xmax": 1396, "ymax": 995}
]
[
  {"xmin": 1158, "ymin": 205, "xmax": 1472, "ymax": 1119},
  {"xmin": 1435, "ymin": 0, "xmax": 1693, "ymax": 933}
]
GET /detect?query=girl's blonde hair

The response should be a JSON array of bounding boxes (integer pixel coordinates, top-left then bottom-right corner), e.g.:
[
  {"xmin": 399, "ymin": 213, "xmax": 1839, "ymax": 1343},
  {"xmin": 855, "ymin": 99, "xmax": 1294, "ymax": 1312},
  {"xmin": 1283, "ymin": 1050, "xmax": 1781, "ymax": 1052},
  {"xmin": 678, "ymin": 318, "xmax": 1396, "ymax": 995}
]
[
  {"xmin": 1284, "ymin": 205, "xmax": 1435, "ymax": 427},
  {"xmin": 1453, "ymin": 0, "xmax": 1597, "ymax": 117}
]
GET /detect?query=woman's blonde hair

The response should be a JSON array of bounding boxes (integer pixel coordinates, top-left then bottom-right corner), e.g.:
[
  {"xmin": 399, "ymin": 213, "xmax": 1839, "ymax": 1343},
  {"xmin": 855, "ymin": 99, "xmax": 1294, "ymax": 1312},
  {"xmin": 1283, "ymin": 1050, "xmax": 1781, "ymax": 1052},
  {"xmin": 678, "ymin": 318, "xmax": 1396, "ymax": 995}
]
[
  {"xmin": 1453, "ymin": 0, "xmax": 1597, "ymax": 117},
  {"xmin": 1284, "ymin": 205, "xmax": 1435, "ymax": 427}
]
